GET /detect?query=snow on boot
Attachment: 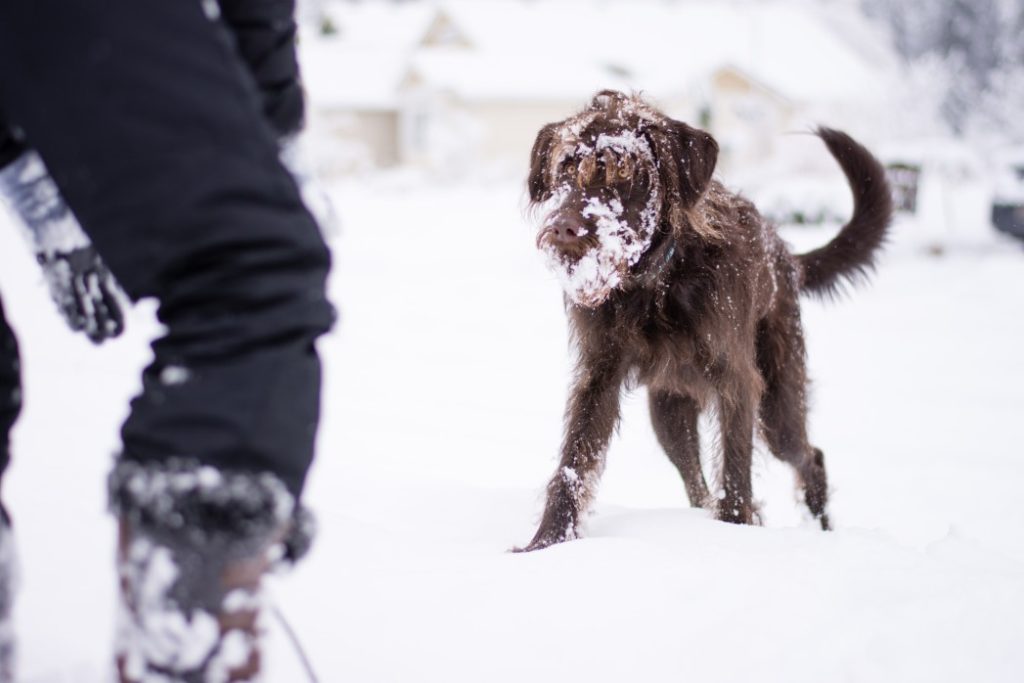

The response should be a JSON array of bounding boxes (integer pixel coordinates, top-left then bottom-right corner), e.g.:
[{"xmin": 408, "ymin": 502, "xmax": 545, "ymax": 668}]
[
  {"xmin": 109, "ymin": 459, "xmax": 297, "ymax": 683},
  {"xmin": 0, "ymin": 505, "xmax": 16, "ymax": 683}
]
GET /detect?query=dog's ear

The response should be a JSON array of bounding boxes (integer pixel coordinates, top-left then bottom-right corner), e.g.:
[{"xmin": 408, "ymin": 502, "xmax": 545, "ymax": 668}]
[
  {"xmin": 528, "ymin": 123, "xmax": 560, "ymax": 203},
  {"xmin": 588, "ymin": 89, "xmax": 628, "ymax": 113},
  {"xmin": 649, "ymin": 119, "xmax": 718, "ymax": 207},
  {"xmin": 674, "ymin": 121, "xmax": 718, "ymax": 205},
  {"xmin": 646, "ymin": 118, "xmax": 720, "ymax": 240}
]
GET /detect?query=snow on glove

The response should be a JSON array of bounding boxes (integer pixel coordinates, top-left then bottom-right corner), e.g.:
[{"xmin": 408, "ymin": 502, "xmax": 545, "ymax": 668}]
[{"xmin": 0, "ymin": 150, "xmax": 126, "ymax": 344}]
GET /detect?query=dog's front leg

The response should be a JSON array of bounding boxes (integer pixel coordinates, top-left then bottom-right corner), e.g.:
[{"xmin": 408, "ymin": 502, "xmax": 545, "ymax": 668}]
[
  {"xmin": 716, "ymin": 388, "xmax": 759, "ymax": 525},
  {"xmin": 517, "ymin": 355, "xmax": 625, "ymax": 552}
]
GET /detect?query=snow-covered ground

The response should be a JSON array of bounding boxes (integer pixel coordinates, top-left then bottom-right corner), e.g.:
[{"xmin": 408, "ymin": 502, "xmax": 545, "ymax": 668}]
[{"xmin": 1, "ymin": 176, "xmax": 1023, "ymax": 682}]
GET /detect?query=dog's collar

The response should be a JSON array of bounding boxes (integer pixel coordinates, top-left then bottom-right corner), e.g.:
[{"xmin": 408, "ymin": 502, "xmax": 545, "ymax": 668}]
[
  {"xmin": 662, "ymin": 242, "xmax": 676, "ymax": 266},
  {"xmin": 635, "ymin": 235, "xmax": 676, "ymax": 288}
]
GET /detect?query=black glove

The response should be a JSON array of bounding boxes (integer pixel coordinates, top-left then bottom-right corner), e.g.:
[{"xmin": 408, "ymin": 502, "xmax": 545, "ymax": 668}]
[{"xmin": 37, "ymin": 245, "xmax": 125, "ymax": 344}]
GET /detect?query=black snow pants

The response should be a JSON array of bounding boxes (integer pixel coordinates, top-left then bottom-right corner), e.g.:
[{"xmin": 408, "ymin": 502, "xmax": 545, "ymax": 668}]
[
  {"xmin": 0, "ymin": 115, "xmax": 25, "ymax": 483},
  {"xmin": 0, "ymin": 299, "xmax": 19, "ymax": 480},
  {"xmin": 0, "ymin": 122, "xmax": 22, "ymax": 170},
  {"xmin": 0, "ymin": 0, "xmax": 332, "ymax": 497}
]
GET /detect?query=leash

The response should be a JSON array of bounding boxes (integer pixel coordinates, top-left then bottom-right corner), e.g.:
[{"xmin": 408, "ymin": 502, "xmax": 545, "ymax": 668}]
[{"xmin": 272, "ymin": 602, "xmax": 322, "ymax": 683}]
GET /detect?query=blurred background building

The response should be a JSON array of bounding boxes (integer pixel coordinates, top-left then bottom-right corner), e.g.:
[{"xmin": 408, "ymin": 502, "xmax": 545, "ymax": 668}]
[{"xmin": 293, "ymin": 0, "xmax": 1024, "ymax": 248}]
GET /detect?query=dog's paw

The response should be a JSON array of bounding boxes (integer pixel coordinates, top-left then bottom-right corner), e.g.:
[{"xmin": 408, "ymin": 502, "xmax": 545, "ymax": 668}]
[
  {"xmin": 714, "ymin": 502, "xmax": 761, "ymax": 526},
  {"xmin": 509, "ymin": 534, "xmax": 571, "ymax": 553},
  {"xmin": 510, "ymin": 525, "xmax": 580, "ymax": 553},
  {"xmin": 510, "ymin": 539, "xmax": 554, "ymax": 553}
]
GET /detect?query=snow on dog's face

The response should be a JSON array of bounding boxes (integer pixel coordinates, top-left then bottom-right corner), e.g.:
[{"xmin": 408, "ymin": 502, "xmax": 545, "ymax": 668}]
[
  {"xmin": 535, "ymin": 130, "xmax": 660, "ymax": 307},
  {"xmin": 529, "ymin": 91, "xmax": 719, "ymax": 308}
]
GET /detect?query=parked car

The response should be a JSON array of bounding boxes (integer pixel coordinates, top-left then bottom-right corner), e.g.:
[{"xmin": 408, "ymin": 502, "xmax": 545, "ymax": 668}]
[
  {"xmin": 992, "ymin": 147, "xmax": 1024, "ymax": 241},
  {"xmin": 878, "ymin": 139, "xmax": 992, "ymax": 253}
]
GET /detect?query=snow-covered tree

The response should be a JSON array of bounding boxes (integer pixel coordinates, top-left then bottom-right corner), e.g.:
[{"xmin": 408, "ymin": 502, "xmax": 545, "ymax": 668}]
[
  {"xmin": 934, "ymin": 0, "xmax": 1001, "ymax": 131},
  {"xmin": 860, "ymin": 0, "xmax": 1024, "ymax": 140}
]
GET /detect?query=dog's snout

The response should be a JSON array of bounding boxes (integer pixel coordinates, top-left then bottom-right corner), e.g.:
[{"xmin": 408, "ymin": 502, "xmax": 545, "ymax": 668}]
[{"xmin": 540, "ymin": 215, "xmax": 587, "ymax": 248}]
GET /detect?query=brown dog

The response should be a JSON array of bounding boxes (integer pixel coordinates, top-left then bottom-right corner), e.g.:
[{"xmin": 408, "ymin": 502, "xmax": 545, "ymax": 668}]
[{"xmin": 519, "ymin": 90, "xmax": 892, "ymax": 551}]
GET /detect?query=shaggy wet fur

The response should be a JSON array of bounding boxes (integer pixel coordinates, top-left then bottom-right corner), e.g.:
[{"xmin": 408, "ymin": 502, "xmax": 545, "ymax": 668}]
[{"xmin": 518, "ymin": 91, "xmax": 892, "ymax": 551}]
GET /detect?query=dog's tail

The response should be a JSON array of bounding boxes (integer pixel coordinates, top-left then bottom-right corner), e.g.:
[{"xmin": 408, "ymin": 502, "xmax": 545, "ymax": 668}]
[{"xmin": 796, "ymin": 128, "xmax": 893, "ymax": 298}]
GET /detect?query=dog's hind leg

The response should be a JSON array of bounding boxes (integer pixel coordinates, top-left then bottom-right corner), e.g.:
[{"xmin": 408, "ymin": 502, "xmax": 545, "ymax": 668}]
[
  {"xmin": 648, "ymin": 390, "xmax": 711, "ymax": 508},
  {"xmin": 756, "ymin": 312, "xmax": 831, "ymax": 530},
  {"xmin": 515, "ymin": 354, "xmax": 626, "ymax": 552}
]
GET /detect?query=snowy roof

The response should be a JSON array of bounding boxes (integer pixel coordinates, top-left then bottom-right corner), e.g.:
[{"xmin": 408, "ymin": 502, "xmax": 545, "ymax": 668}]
[
  {"xmin": 728, "ymin": 4, "xmax": 885, "ymax": 102},
  {"xmin": 316, "ymin": 0, "xmax": 436, "ymax": 50},
  {"xmin": 878, "ymin": 138, "xmax": 986, "ymax": 170},
  {"xmin": 300, "ymin": 38, "xmax": 410, "ymax": 109},
  {"xmin": 432, "ymin": 0, "xmax": 891, "ymax": 100},
  {"xmin": 405, "ymin": 48, "xmax": 633, "ymax": 103},
  {"xmin": 300, "ymin": 0, "xmax": 897, "ymax": 109}
]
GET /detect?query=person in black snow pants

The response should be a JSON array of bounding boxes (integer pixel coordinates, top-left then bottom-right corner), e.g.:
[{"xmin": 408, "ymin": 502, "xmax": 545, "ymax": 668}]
[{"xmin": 0, "ymin": 1, "xmax": 334, "ymax": 681}]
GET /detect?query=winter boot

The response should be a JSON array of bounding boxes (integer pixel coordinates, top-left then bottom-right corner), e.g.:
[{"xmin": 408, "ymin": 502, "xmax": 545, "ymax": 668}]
[{"xmin": 109, "ymin": 459, "xmax": 302, "ymax": 683}]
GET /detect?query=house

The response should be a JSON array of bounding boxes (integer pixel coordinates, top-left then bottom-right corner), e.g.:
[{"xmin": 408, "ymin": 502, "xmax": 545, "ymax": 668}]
[
  {"xmin": 299, "ymin": 0, "xmax": 900, "ymax": 177},
  {"xmin": 297, "ymin": 3, "xmax": 434, "ymax": 172}
]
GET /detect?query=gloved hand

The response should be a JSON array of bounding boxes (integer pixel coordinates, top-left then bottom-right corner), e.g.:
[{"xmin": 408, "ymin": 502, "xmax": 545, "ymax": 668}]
[
  {"xmin": 37, "ymin": 245, "xmax": 125, "ymax": 343},
  {"xmin": 0, "ymin": 150, "xmax": 126, "ymax": 344}
]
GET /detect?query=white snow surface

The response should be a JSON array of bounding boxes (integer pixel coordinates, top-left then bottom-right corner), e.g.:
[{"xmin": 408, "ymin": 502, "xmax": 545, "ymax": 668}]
[{"xmin": 1, "ymin": 178, "xmax": 1023, "ymax": 682}]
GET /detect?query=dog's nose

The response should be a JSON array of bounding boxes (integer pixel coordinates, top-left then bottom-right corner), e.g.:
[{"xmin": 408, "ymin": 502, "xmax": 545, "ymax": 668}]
[{"xmin": 540, "ymin": 216, "xmax": 587, "ymax": 248}]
